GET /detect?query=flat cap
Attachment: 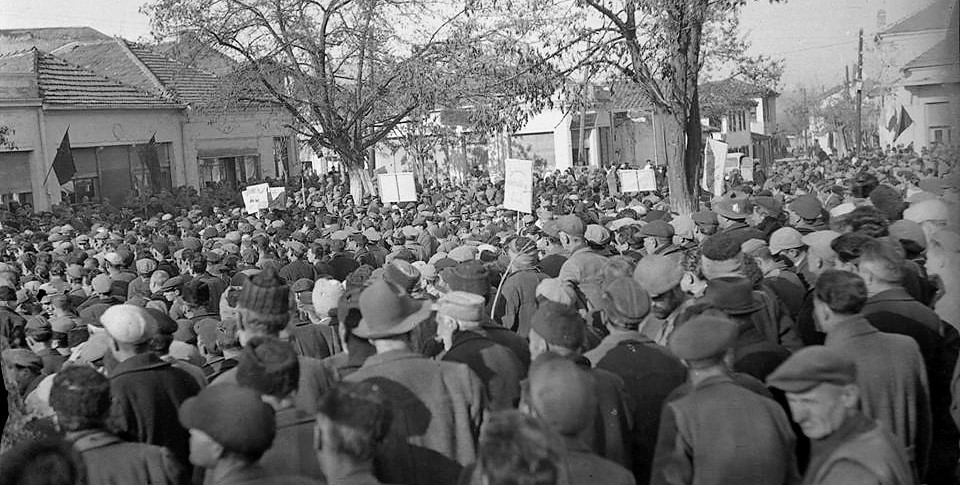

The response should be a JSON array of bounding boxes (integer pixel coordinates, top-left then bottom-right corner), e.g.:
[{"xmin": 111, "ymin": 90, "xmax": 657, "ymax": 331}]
[
  {"xmin": 638, "ymin": 220, "xmax": 674, "ymax": 238},
  {"xmin": 556, "ymin": 215, "xmax": 586, "ymax": 237},
  {"xmin": 789, "ymin": 195, "xmax": 823, "ymax": 220},
  {"xmin": 714, "ymin": 199, "xmax": 751, "ymax": 220},
  {"xmin": 101, "ymin": 304, "xmax": 156, "ymax": 344},
  {"xmin": 669, "ymin": 315, "xmax": 737, "ymax": 364},
  {"xmin": 178, "ymin": 384, "xmax": 276, "ymax": 455},
  {"xmin": 769, "ymin": 227, "xmax": 804, "ymax": 255},
  {"xmin": 633, "ymin": 255, "xmax": 682, "ymax": 297},
  {"xmin": 766, "ymin": 346, "xmax": 857, "ymax": 393},
  {"xmin": 692, "ymin": 210, "xmax": 718, "ymax": 225},
  {"xmin": 530, "ymin": 301, "xmax": 585, "ymax": 349}
]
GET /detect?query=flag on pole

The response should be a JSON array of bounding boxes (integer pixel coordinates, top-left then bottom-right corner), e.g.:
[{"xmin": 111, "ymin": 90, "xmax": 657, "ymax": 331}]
[
  {"xmin": 886, "ymin": 110, "xmax": 898, "ymax": 133},
  {"xmin": 894, "ymin": 106, "xmax": 913, "ymax": 140},
  {"xmin": 51, "ymin": 129, "xmax": 76, "ymax": 185},
  {"xmin": 137, "ymin": 134, "xmax": 162, "ymax": 191}
]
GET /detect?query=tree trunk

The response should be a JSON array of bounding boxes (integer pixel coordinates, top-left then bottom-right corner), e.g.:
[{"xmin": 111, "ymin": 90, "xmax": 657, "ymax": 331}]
[{"xmin": 665, "ymin": 115, "xmax": 697, "ymax": 216}]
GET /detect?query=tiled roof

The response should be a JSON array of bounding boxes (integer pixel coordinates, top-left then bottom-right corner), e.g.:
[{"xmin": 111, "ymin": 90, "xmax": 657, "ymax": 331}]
[
  {"xmin": 52, "ymin": 40, "xmax": 165, "ymax": 97},
  {"xmin": 124, "ymin": 41, "xmax": 220, "ymax": 105},
  {"xmin": 0, "ymin": 27, "xmax": 110, "ymax": 54},
  {"xmin": 881, "ymin": 0, "xmax": 957, "ymax": 35},
  {"xmin": 4, "ymin": 49, "xmax": 182, "ymax": 109},
  {"xmin": 904, "ymin": 35, "xmax": 960, "ymax": 70}
]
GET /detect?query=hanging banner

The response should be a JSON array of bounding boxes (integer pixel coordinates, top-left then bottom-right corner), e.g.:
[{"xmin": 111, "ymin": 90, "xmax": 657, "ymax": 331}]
[
  {"xmin": 706, "ymin": 139, "xmax": 728, "ymax": 197},
  {"xmin": 242, "ymin": 182, "xmax": 270, "ymax": 214},
  {"xmin": 268, "ymin": 186, "xmax": 286, "ymax": 209},
  {"xmin": 377, "ymin": 172, "xmax": 418, "ymax": 204},
  {"xmin": 740, "ymin": 157, "xmax": 755, "ymax": 182},
  {"xmin": 637, "ymin": 168, "xmax": 657, "ymax": 191},
  {"xmin": 503, "ymin": 158, "xmax": 534, "ymax": 213}
]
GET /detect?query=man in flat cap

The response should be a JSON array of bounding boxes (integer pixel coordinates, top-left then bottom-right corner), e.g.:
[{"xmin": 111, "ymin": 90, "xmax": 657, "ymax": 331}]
[
  {"xmin": 584, "ymin": 277, "xmax": 686, "ymax": 483},
  {"xmin": 768, "ymin": 347, "xmax": 913, "ymax": 485},
  {"xmin": 102, "ymin": 304, "xmax": 201, "ymax": 473},
  {"xmin": 179, "ymin": 384, "xmax": 314, "ymax": 485},
  {"xmin": 637, "ymin": 220, "xmax": 682, "ymax": 259},
  {"xmin": 556, "ymin": 214, "xmax": 608, "ymax": 312},
  {"xmin": 713, "ymin": 198, "xmax": 765, "ymax": 247},
  {"xmin": 651, "ymin": 315, "xmax": 798, "ymax": 485},
  {"xmin": 528, "ymin": 301, "xmax": 634, "ymax": 470}
]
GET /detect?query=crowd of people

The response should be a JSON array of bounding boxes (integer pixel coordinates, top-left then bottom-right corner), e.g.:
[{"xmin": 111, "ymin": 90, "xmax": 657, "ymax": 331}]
[{"xmin": 0, "ymin": 141, "xmax": 958, "ymax": 485}]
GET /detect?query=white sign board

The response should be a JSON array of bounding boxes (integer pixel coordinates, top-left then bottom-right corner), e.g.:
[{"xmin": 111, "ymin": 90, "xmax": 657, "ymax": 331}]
[
  {"xmin": 707, "ymin": 139, "xmax": 728, "ymax": 196},
  {"xmin": 619, "ymin": 169, "xmax": 657, "ymax": 193},
  {"xmin": 242, "ymin": 183, "xmax": 270, "ymax": 214},
  {"xmin": 740, "ymin": 157, "xmax": 755, "ymax": 182},
  {"xmin": 503, "ymin": 159, "xmax": 534, "ymax": 213},
  {"xmin": 377, "ymin": 173, "xmax": 418, "ymax": 204}
]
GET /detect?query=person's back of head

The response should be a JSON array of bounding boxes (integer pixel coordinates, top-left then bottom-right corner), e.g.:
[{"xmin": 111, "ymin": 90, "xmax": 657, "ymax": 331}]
[
  {"xmin": 814, "ymin": 269, "xmax": 868, "ymax": 317},
  {"xmin": 0, "ymin": 438, "xmax": 84, "ymax": 485},
  {"xmin": 236, "ymin": 336, "xmax": 300, "ymax": 401},
  {"xmin": 477, "ymin": 410, "xmax": 560, "ymax": 485},
  {"xmin": 857, "ymin": 237, "xmax": 905, "ymax": 286},
  {"xmin": 49, "ymin": 365, "xmax": 110, "ymax": 432},
  {"xmin": 315, "ymin": 381, "xmax": 393, "ymax": 463}
]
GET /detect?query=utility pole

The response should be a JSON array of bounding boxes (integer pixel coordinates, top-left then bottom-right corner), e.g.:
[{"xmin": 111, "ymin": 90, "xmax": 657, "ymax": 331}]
[{"xmin": 856, "ymin": 28, "xmax": 864, "ymax": 155}]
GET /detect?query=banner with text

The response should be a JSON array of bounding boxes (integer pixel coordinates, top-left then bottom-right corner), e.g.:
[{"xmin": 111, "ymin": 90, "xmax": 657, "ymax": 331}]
[
  {"xmin": 503, "ymin": 158, "xmax": 534, "ymax": 213},
  {"xmin": 619, "ymin": 168, "xmax": 657, "ymax": 193},
  {"xmin": 242, "ymin": 183, "xmax": 270, "ymax": 214}
]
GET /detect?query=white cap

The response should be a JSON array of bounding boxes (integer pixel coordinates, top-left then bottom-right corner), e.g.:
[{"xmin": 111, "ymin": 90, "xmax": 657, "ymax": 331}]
[
  {"xmin": 829, "ymin": 202, "xmax": 857, "ymax": 219},
  {"xmin": 103, "ymin": 252, "xmax": 123, "ymax": 266},
  {"xmin": 312, "ymin": 279, "xmax": 344, "ymax": 317},
  {"xmin": 769, "ymin": 227, "xmax": 804, "ymax": 255},
  {"xmin": 100, "ymin": 305, "xmax": 155, "ymax": 344}
]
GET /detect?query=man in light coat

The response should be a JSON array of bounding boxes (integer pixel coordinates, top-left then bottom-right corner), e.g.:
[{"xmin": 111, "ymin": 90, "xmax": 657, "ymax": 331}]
[
  {"xmin": 346, "ymin": 280, "xmax": 486, "ymax": 485},
  {"xmin": 813, "ymin": 269, "xmax": 930, "ymax": 482}
]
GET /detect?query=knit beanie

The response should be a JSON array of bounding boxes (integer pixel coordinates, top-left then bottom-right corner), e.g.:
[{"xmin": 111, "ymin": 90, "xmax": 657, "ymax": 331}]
[
  {"xmin": 441, "ymin": 260, "xmax": 490, "ymax": 297},
  {"xmin": 236, "ymin": 337, "xmax": 300, "ymax": 399},
  {"xmin": 237, "ymin": 265, "xmax": 289, "ymax": 315}
]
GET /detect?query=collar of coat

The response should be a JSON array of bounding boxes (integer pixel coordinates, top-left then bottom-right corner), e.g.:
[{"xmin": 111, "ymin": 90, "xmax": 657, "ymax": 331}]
[
  {"xmin": 866, "ymin": 287, "xmax": 913, "ymax": 304},
  {"xmin": 109, "ymin": 352, "xmax": 172, "ymax": 379},
  {"xmin": 68, "ymin": 429, "xmax": 124, "ymax": 453},
  {"xmin": 362, "ymin": 348, "xmax": 425, "ymax": 368},
  {"xmin": 824, "ymin": 315, "xmax": 877, "ymax": 345}
]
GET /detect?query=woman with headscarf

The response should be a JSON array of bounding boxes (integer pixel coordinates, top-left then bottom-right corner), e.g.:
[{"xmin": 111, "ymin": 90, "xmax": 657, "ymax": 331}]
[{"xmin": 493, "ymin": 237, "xmax": 544, "ymax": 337}]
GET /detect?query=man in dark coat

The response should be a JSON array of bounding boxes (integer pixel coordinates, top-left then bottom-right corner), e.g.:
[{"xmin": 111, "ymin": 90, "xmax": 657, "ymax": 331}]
[
  {"xmin": 529, "ymin": 301, "xmax": 634, "ymax": 471},
  {"xmin": 584, "ymin": 277, "xmax": 686, "ymax": 484},
  {"xmin": 713, "ymin": 198, "xmax": 765, "ymax": 248},
  {"xmin": 102, "ymin": 304, "xmax": 201, "ymax": 473},
  {"xmin": 651, "ymin": 315, "xmax": 798, "ymax": 485},
  {"xmin": 50, "ymin": 365, "xmax": 185, "ymax": 485},
  {"xmin": 814, "ymin": 270, "xmax": 931, "ymax": 482},
  {"xmin": 436, "ymin": 291, "xmax": 523, "ymax": 410}
]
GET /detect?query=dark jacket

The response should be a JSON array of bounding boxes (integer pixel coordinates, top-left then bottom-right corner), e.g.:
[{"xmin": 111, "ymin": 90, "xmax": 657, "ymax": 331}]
[
  {"xmin": 442, "ymin": 330, "xmax": 523, "ymax": 411},
  {"xmin": 259, "ymin": 406, "xmax": 323, "ymax": 479},
  {"xmin": 651, "ymin": 374, "xmax": 798, "ymax": 485},
  {"xmin": 69, "ymin": 429, "xmax": 186, "ymax": 485},
  {"xmin": 108, "ymin": 352, "xmax": 202, "ymax": 471},
  {"xmin": 279, "ymin": 259, "xmax": 317, "ymax": 283},
  {"xmin": 863, "ymin": 287, "xmax": 942, "ymax": 335},
  {"xmin": 495, "ymin": 268, "xmax": 544, "ymax": 337},
  {"xmin": 585, "ymin": 331, "xmax": 687, "ymax": 484},
  {"xmin": 570, "ymin": 355, "xmax": 634, "ymax": 471}
]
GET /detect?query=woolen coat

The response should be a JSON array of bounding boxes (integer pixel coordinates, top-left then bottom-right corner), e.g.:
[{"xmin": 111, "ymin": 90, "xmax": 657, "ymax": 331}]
[
  {"xmin": 69, "ymin": 429, "xmax": 186, "ymax": 485},
  {"xmin": 346, "ymin": 348, "xmax": 486, "ymax": 485},
  {"xmin": 441, "ymin": 330, "xmax": 523, "ymax": 411},
  {"xmin": 802, "ymin": 414, "xmax": 913, "ymax": 485},
  {"xmin": 108, "ymin": 352, "xmax": 201, "ymax": 474},
  {"xmin": 650, "ymin": 374, "xmax": 798, "ymax": 485},
  {"xmin": 824, "ymin": 315, "xmax": 931, "ymax": 480}
]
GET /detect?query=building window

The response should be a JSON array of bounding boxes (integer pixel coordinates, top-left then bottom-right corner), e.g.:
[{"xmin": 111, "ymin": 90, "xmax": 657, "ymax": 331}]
[{"xmin": 199, "ymin": 155, "xmax": 261, "ymax": 188}]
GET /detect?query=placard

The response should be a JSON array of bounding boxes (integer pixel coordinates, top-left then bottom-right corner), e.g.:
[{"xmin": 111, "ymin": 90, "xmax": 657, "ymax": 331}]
[
  {"xmin": 503, "ymin": 159, "xmax": 534, "ymax": 213},
  {"xmin": 619, "ymin": 169, "xmax": 657, "ymax": 193},
  {"xmin": 707, "ymin": 139, "xmax": 728, "ymax": 196},
  {"xmin": 740, "ymin": 157, "xmax": 754, "ymax": 182},
  {"xmin": 242, "ymin": 182, "xmax": 270, "ymax": 214},
  {"xmin": 377, "ymin": 173, "xmax": 418, "ymax": 204}
]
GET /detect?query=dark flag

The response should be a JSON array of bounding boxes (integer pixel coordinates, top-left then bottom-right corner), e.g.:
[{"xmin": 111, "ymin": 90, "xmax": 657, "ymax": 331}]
[
  {"xmin": 137, "ymin": 134, "xmax": 162, "ymax": 192},
  {"xmin": 51, "ymin": 129, "xmax": 76, "ymax": 185},
  {"xmin": 895, "ymin": 106, "xmax": 913, "ymax": 140}
]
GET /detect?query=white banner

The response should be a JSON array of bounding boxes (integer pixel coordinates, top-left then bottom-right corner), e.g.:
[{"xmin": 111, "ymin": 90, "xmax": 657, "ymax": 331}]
[
  {"xmin": 619, "ymin": 169, "xmax": 657, "ymax": 193},
  {"xmin": 503, "ymin": 159, "xmax": 534, "ymax": 213},
  {"xmin": 707, "ymin": 139, "xmax": 728, "ymax": 196},
  {"xmin": 377, "ymin": 173, "xmax": 418, "ymax": 204},
  {"xmin": 242, "ymin": 182, "xmax": 270, "ymax": 214},
  {"xmin": 740, "ymin": 157, "xmax": 755, "ymax": 182}
]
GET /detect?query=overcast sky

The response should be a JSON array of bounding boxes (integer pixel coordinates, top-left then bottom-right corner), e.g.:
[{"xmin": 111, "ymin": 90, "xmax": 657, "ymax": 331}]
[{"xmin": 0, "ymin": 0, "xmax": 927, "ymax": 89}]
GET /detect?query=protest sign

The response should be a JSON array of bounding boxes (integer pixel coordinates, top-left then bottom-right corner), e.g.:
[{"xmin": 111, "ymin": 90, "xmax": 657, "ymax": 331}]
[
  {"xmin": 740, "ymin": 157, "xmax": 755, "ymax": 182},
  {"xmin": 706, "ymin": 139, "xmax": 728, "ymax": 196},
  {"xmin": 378, "ymin": 173, "xmax": 418, "ymax": 204},
  {"xmin": 242, "ymin": 183, "xmax": 270, "ymax": 214},
  {"xmin": 503, "ymin": 159, "xmax": 534, "ymax": 213},
  {"xmin": 619, "ymin": 168, "xmax": 657, "ymax": 193}
]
